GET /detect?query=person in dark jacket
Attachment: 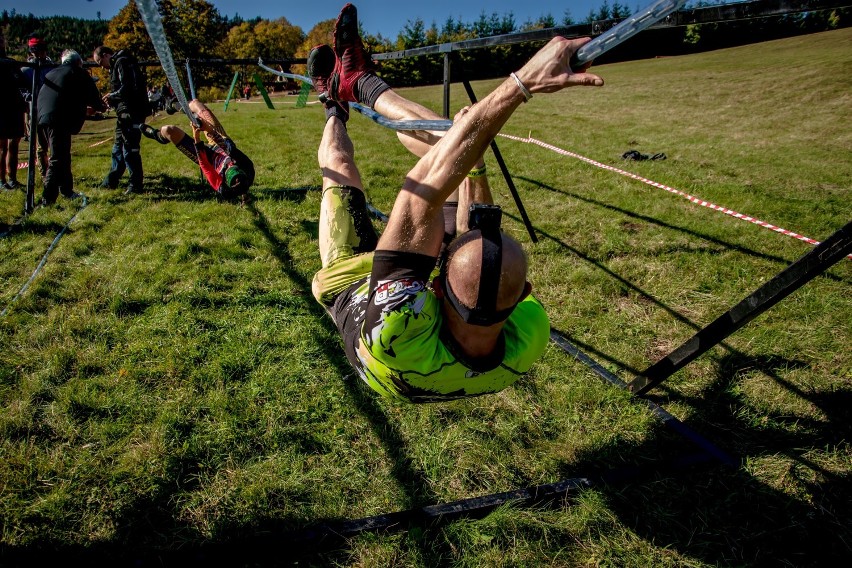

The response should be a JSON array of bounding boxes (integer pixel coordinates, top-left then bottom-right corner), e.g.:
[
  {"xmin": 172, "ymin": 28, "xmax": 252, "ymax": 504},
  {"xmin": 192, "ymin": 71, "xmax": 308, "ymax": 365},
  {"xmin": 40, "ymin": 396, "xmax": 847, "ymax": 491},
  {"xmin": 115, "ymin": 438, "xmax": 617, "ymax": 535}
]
[
  {"xmin": 37, "ymin": 50, "xmax": 104, "ymax": 205},
  {"xmin": 0, "ymin": 35, "xmax": 27, "ymax": 189},
  {"xmin": 93, "ymin": 45, "xmax": 149, "ymax": 194}
]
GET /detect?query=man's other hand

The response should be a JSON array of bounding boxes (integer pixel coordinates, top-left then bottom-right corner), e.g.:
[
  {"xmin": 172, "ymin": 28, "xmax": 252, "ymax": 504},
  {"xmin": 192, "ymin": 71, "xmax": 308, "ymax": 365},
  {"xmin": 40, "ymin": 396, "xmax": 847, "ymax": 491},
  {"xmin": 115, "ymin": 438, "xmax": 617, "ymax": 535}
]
[{"xmin": 514, "ymin": 36, "xmax": 604, "ymax": 95}]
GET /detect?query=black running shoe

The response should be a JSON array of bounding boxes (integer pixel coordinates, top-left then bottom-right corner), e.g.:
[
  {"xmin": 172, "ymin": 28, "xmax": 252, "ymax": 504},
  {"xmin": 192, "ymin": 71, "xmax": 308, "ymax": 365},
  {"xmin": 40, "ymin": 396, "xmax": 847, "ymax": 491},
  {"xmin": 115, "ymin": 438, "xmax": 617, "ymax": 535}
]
[
  {"xmin": 307, "ymin": 44, "xmax": 336, "ymax": 97},
  {"xmin": 139, "ymin": 123, "xmax": 168, "ymax": 144}
]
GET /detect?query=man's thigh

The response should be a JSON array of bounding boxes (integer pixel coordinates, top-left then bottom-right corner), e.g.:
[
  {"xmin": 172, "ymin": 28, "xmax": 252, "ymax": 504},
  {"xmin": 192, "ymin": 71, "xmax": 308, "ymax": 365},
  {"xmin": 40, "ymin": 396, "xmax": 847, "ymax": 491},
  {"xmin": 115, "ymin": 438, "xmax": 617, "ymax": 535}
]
[
  {"xmin": 312, "ymin": 252, "xmax": 372, "ymax": 307},
  {"xmin": 190, "ymin": 100, "xmax": 227, "ymax": 139}
]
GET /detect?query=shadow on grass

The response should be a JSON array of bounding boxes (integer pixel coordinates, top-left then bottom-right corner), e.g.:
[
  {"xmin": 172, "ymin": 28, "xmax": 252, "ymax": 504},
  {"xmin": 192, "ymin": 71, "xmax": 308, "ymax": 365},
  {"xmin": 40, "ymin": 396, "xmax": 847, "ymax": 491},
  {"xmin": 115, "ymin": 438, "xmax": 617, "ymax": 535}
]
[
  {"xmin": 510, "ymin": 187, "xmax": 845, "ymax": 384},
  {"xmin": 0, "ymin": 193, "xmax": 449, "ymax": 566},
  {"xmin": 0, "ymin": 215, "xmax": 67, "ymax": 240},
  {"xmin": 583, "ymin": 355, "xmax": 852, "ymax": 565},
  {"xmin": 2, "ymin": 183, "xmax": 845, "ymax": 565},
  {"xmin": 570, "ymin": 429, "xmax": 851, "ymax": 565},
  {"xmin": 123, "ymin": 173, "xmax": 320, "ymax": 206},
  {"xmin": 0, "ymin": 198, "xmax": 451, "ymax": 566},
  {"xmin": 243, "ymin": 200, "xmax": 438, "ymax": 503},
  {"xmin": 511, "ymin": 180, "xmax": 852, "ymax": 563},
  {"xmin": 518, "ymin": 175, "xmax": 849, "ymax": 284},
  {"xmin": 4, "ymin": 417, "xmax": 846, "ymax": 566},
  {"xmin": 139, "ymin": 173, "xmax": 217, "ymax": 203},
  {"xmin": 652, "ymin": 353, "xmax": 852, "ymax": 458},
  {"xmin": 515, "ymin": 213, "xmax": 712, "ymax": 376},
  {"xmin": 513, "ymin": 213, "xmax": 703, "ymax": 332},
  {"xmin": 251, "ymin": 185, "xmax": 321, "ymax": 203}
]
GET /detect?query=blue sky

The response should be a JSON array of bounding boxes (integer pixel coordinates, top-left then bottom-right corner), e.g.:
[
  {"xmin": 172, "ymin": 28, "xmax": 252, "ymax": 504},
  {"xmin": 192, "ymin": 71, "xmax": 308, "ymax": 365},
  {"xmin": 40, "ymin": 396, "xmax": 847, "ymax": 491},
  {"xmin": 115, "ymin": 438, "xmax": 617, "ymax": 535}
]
[{"xmin": 4, "ymin": 1, "xmax": 608, "ymax": 39}]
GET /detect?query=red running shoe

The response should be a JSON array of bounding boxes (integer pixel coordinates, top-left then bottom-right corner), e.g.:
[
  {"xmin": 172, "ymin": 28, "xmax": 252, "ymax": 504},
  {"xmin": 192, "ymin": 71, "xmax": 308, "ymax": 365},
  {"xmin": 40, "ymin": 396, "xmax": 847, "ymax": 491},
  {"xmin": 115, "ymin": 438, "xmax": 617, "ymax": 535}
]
[
  {"xmin": 307, "ymin": 44, "xmax": 336, "ymax": 97},
  {"xmin": 331, "ymin": 3, "xmax": 373, "ymax": 103}
]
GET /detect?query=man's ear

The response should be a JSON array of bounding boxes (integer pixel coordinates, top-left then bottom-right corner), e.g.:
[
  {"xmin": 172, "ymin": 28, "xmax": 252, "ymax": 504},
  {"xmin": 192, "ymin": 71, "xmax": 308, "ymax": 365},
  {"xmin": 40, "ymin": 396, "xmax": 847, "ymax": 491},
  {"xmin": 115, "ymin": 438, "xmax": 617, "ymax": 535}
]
[
  {"xmin": 518, "ymin": 281, "xmax": 532, "ymax": 302},
  {"xmin": 432, "ymin": 276, "xmax": 445, "ymax": 299}
]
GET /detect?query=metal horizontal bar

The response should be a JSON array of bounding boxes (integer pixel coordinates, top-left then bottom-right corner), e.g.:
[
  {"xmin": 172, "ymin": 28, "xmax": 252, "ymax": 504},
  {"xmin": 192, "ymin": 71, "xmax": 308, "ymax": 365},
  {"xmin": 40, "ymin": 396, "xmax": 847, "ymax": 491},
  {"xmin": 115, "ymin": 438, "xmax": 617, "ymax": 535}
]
[
  {"xmin": 138, "ymin": 58, "xmax": 306, "ymax": 67},
  {"xmin": 668, "ymin": 0, "xmax": 851, "ymax": 27},
  {"xmin": 372, "ymin": 23, "xmax": 600, "ymax": 60},
  {"xmin": 372, "ymin": 0, "xmax": 850, "ymax": 60}
]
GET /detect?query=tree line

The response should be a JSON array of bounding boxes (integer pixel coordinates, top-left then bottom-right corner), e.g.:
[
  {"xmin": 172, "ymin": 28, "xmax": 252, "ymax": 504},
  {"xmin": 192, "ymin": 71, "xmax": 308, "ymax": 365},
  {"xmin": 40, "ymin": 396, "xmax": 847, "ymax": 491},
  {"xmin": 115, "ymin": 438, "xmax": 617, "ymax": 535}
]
[
  {"xmin": 1, "ymin": 12, "xmax": 108, "ymax": 60},
  {"xmin": 1, "ymin": 1, "xmax": 848, "ymax": 95}
]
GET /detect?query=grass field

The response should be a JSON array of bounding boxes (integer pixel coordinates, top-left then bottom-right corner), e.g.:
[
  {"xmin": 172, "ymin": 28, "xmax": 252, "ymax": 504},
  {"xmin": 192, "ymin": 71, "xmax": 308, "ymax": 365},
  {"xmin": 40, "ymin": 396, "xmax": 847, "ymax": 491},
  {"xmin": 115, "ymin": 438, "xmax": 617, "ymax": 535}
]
[{"xmin": 0, "ymin": 29, "xmax": 850, "ymax": 566}]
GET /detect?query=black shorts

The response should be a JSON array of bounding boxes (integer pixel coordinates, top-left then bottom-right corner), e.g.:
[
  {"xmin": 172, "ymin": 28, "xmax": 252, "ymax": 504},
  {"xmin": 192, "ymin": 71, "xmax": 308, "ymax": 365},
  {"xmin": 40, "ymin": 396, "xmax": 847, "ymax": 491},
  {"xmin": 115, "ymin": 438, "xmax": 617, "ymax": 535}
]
[{"xmin": 0, "ymin": 110, "xmax": 26, "ymax": 139}]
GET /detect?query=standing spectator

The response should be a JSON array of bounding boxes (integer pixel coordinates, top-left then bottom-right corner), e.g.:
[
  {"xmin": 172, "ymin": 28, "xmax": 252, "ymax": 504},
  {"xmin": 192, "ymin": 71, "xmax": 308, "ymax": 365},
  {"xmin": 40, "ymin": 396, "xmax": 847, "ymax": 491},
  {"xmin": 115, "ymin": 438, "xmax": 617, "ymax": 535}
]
[
  {"xmin": 20, "ymin": 34, "xmax": 51, "ymax": 177},
  {"xmin": 93, "ymin": 46, "xmax": 150, "ymax": 194},
  {"xmin": 0, "ymin": 35, "xmax": 26, "ymax": 190},
  {"xmin": 243, "ymin": 84, "xmax": 251, "ymax": 100},
  {"xmin": 162, "ymin": 83, "xmax": 177, "ymax": 114},
  {"xmin": 37, "ymin": 50, "xmax": 104, "ymax": 205},
  {"xmin": 147, "ymin": 85, "xmax": 163, "ymax": 116}
]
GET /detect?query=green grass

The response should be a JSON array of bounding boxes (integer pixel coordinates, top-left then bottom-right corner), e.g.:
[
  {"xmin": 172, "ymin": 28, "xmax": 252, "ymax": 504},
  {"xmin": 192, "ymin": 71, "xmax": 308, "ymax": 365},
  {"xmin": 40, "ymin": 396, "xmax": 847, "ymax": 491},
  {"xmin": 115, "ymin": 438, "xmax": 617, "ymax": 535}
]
[{"xmin": 1, "ymin": 30, "xmax": 850, "ymax": 565}]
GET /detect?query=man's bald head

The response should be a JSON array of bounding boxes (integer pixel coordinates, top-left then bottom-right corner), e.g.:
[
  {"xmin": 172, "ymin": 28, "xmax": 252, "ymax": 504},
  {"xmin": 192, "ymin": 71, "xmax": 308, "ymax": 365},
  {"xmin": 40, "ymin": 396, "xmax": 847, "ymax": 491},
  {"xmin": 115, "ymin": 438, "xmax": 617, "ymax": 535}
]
[{"xmin": 444, "ymin": 230, "xmax": 529, "ymax": 316}]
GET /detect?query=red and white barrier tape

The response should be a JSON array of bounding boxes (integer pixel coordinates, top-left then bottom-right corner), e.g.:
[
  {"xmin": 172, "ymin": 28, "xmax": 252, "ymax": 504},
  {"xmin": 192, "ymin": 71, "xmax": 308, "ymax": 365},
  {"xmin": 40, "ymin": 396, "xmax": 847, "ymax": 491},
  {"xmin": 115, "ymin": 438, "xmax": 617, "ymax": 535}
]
[
  {"xmin": 16, "ymin": 136, "xmax": 111, "ymax": 168},
  {"xmin": 88, "ymin": 138, "xmax": 112, "ymax": 148},
  {"xmin": 498, "ymin": 133, "xmax": 851, "ymax": 260}
]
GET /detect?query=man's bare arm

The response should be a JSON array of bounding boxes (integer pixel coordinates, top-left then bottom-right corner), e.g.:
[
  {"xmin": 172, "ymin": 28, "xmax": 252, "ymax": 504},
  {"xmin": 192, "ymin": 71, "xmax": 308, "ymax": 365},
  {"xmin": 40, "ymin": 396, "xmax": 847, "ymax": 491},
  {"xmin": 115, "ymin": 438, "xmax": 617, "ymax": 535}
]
[{"xmin": 377, "ymin": 36, "xmax": 604, "ymax": 257}]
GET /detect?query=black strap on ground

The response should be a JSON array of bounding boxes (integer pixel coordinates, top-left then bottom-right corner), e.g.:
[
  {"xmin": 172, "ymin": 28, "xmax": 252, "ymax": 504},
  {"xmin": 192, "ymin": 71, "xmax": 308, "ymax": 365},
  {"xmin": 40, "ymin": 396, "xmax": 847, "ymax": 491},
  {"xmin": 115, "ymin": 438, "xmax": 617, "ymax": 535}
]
[
  {"xmin": 131, "ymin": 452, "xmax": 714, "ymax": 563},
  {"xmin": 462, "ymin": 79, "xmax": 538, "ymax": 243},
  {"xmin": 0, "ymin": 451, "xmax": 713, "ymax": 563},
  {"xmin": 550, "ymin": 329, "xmax": 739, "ymax": 468},
  {"xmin": 629, "ymin": 220, "xmax": 852, "ymax": 396}
]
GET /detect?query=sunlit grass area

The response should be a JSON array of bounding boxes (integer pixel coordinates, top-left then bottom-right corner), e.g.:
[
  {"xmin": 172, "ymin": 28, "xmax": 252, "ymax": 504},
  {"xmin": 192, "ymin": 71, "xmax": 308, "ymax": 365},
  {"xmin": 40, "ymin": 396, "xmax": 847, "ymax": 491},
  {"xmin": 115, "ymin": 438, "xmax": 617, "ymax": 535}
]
[{"xmin": 0, "ymin": 29, "xmax": 850, "ymax": 565}]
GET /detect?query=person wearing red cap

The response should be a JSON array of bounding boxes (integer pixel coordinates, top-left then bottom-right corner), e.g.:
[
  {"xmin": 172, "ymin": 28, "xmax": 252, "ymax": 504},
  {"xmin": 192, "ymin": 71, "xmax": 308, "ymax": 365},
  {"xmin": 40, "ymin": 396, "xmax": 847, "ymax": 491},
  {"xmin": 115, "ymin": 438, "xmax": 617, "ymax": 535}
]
[{"xmin": 20, "ymin": 34, "xmax": 51, "ymax": 178}]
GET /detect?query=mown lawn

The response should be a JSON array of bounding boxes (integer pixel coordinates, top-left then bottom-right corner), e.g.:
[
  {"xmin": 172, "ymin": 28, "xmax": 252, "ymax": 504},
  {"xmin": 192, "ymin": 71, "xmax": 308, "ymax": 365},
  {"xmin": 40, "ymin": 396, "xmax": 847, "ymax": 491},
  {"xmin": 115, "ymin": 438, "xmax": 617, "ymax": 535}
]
[{"xmin": 0, "ymin": 29, "xmax": 850, "ymax": 566}]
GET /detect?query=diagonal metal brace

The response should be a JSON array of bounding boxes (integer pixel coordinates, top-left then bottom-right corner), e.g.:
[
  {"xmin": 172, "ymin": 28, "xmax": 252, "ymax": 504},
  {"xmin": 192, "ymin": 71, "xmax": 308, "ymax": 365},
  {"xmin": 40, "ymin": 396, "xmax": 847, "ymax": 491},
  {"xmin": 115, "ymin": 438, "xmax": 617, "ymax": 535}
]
[{"xmin": 628, "ymin": 220, "xmax": 852, "ymax": 396}]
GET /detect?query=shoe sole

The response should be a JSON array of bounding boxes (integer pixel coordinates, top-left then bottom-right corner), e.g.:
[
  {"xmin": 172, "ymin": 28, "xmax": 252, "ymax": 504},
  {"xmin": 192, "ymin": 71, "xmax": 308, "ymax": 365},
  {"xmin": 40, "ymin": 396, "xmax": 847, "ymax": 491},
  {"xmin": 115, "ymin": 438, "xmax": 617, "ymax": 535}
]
[
  {"xmin": 307, "ymin": 45, "xmax": 336, "ymax": 93},
  {"xmin": 331, "ymin": 4, "xmax": 373, "ymax": 102},
  {"xmin": 333, "ymin": 4, "xmax": 359, "ymax": 57}
]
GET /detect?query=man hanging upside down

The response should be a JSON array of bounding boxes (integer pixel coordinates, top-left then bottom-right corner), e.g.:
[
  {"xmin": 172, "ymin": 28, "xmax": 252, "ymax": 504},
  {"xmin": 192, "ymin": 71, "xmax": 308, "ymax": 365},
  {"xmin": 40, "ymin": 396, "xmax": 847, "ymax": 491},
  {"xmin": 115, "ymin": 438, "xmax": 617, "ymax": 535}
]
[
  {"xmin": 308, "ymin": 4, "xmax": 604, "ymax": 402},
  {"xmin": 140, "ymin": 99, "xmax": 254, "ymax": 198}
]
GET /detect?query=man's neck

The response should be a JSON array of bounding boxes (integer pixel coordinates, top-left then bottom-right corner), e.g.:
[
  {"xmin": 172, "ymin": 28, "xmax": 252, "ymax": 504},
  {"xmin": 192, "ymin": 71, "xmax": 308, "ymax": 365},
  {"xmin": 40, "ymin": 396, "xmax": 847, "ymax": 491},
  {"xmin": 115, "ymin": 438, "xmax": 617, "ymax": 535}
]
[{"xmin": 444, "ymin": 313, "xmax": 505, "ymax": 362}]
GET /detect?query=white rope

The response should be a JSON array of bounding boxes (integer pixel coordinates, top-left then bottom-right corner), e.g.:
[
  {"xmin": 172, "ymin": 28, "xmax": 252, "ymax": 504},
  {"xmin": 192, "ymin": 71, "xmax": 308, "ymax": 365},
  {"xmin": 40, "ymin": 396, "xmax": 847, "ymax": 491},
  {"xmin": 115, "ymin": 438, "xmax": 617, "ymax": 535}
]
[
  {"xmin": 1, "ymin": 196, "xmax": 89, "ymax": 318},
  {"xmin": 257, "ymin": 58, "xmax": 312, "ymax": 85}
]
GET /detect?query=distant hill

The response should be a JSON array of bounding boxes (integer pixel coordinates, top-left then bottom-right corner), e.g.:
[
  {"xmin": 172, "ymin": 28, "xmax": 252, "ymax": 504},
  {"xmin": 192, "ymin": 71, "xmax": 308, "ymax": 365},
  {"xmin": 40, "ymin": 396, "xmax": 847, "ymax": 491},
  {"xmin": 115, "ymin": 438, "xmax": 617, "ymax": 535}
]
[{"xmin": 1, "ymin": 11, "xmax": 109, "ymax": 60}]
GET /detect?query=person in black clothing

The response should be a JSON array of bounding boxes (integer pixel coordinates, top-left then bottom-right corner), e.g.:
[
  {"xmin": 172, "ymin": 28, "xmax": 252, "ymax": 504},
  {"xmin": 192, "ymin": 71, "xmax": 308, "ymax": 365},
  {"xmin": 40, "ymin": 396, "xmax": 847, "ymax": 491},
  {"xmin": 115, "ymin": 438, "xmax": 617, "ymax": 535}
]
[
  {"xmin": 93, "ymin": 45, "xmax": 149, "ymax": 194},
  {"xmin": 37, "ymin": 50, "xmax": 105, "ymax": 205},
  {"xmin": 0, "ymin": 35, "xmax": 27, "ymax": 190}
]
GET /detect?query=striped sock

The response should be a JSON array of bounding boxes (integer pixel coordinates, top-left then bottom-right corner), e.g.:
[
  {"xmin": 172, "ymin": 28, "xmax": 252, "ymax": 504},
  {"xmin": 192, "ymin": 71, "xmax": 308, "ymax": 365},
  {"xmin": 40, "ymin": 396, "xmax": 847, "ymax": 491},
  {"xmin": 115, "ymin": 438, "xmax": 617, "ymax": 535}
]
[
  {"xmin": 355, "ymin": 73, "xmax": 391, "ymax": 108},
  {"xmin": 175, "ymin": 136, "xmax": 199, "ymax": 164},
  {"xmin": 325, "ymin": 100, "xmax": 350, "ymax": 124}
]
